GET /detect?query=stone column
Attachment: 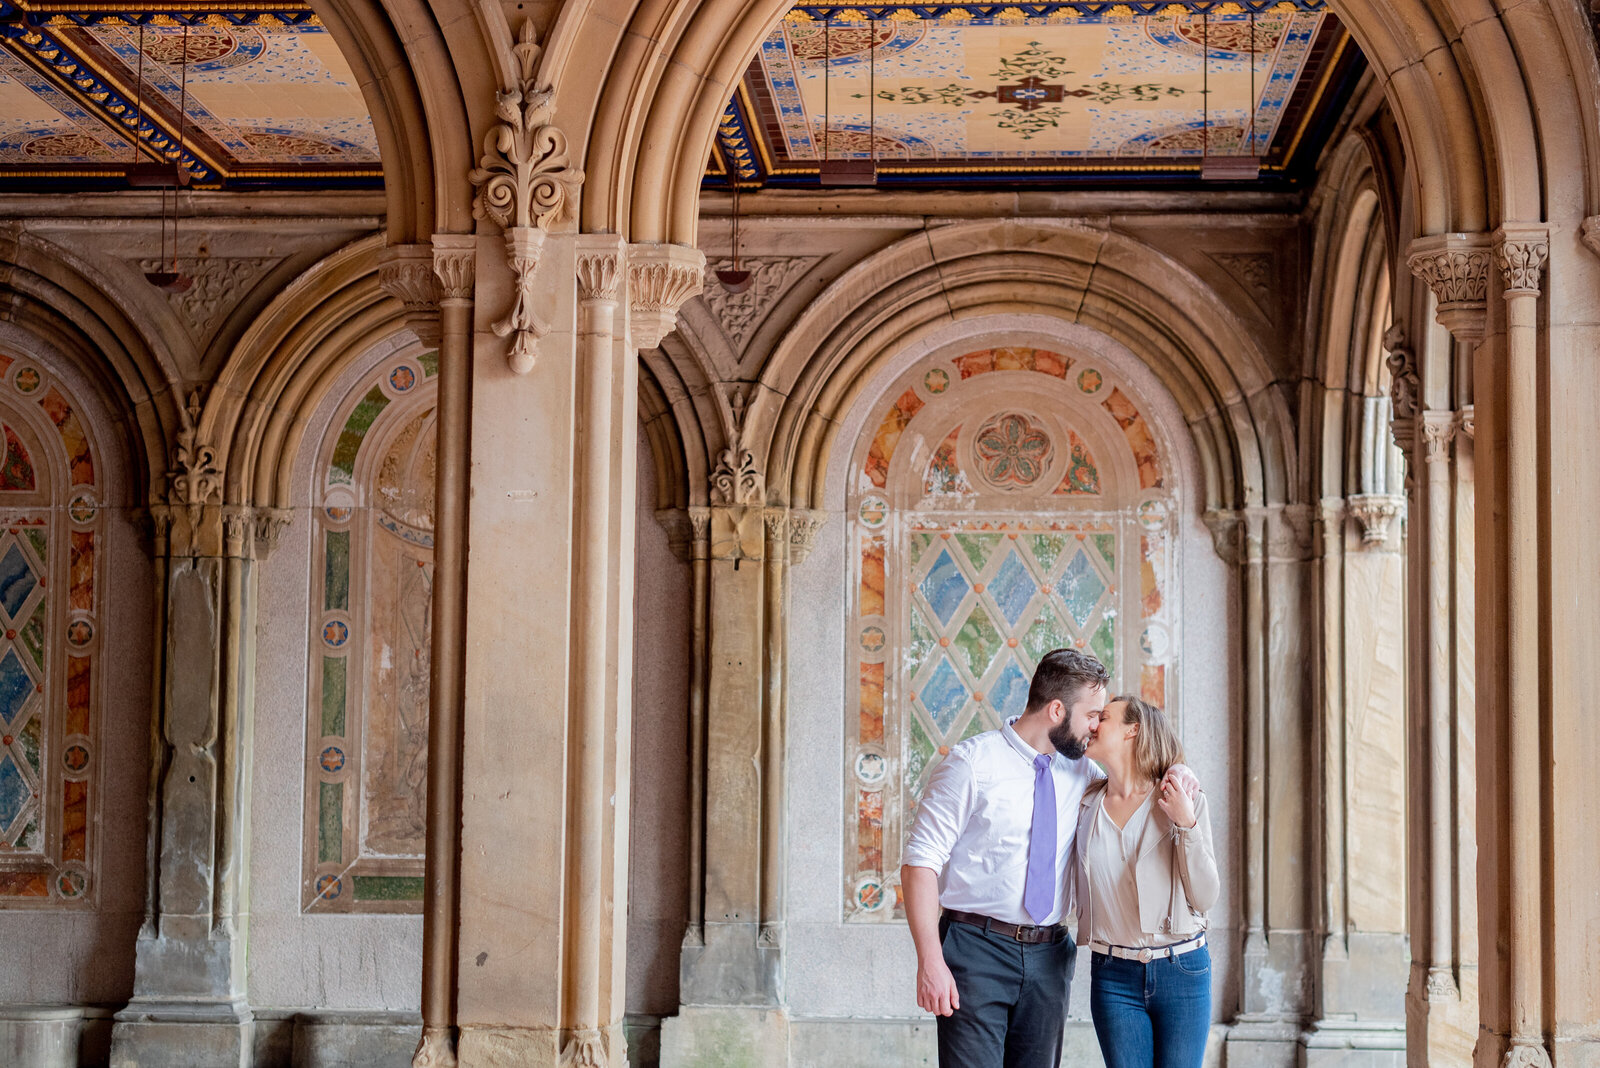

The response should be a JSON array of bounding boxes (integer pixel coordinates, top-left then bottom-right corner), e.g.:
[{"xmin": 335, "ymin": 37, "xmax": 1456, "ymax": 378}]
[
  {"xmin": 661, "ymin": 428, "xmax": 802, "ymax": 1066},
  {"xmin": 1403, "ymin": 236, "xmax": 1491, "ymax": 1068},
  {"xmin": 110, "ymin": 421, "xmax": 272, "ymax": 1068},
  {"xmin": 379, "ymin": 237, "xmax": 473, "ymax": 1068},
  {"xmin": 1220, "ymin": 503, "xmax": 1318, "ymax": 1068},
  {"xmin": 1483, "ymin": 227, "xmax": 1551, "ymax": 1068}
]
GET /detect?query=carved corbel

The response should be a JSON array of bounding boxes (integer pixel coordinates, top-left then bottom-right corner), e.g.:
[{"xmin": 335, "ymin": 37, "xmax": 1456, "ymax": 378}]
[
  {"xmin": 169, "ymin": 390, "xmax": 222, "ymax": 538},
  {"xmin": 468, "ymin": 21, "xmax": 584, "ymax": 375},
  {"xmin": 1493, "ymin": 226, "xmax": 1550, "ymax": 297},
  {"xmin": 653, "ymin": 507, "xmax": 694, "ymax": 564},
  {"xmin": 710, "ymin": 446, "xmax": 762, "ymax": 506},
  {"xmin": 1346, "ymin": 494, "xmax": 1404, "ymax": 548},
  {"xmin": 1581, "ymin": 217, "xmax": 1600, "ymax": 260},
  {"xmin": 788, "ymin": 510, "xmax": 828, "ymax": 567},
  {"xmin": 1202, "ymin": 509, "xmax": 1243, "ymax": 566},
  {"xmin": 1382, "ymin": 323, "xmax": 1419, "ymax": 458},
  {"xmin": 1407, "ymin": 234, "xmax": 1491, "ymax": 343},
  {"xmin": 254, "ymin": 507, "xmax": 294, "ymax": 558},
  {"xmin": 378, "ymin": 243, "xmax": 442, "ymax": 347},
  {"xmin": 558, "ymin": 1030, "xmax": 605, "ymax": 1068},
  {"xmin": 629, "ymin": 243, "xmax": 705, "ymax": 350}
]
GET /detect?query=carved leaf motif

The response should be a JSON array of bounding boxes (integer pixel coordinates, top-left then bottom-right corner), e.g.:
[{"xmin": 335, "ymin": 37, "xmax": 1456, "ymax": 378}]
[
  {"xmin": 1209, "ymin": 252, "xmax": 1274, "ymax": 316},
  {"xmin": 136, "ymin": 256, "xmax": 277, "ymax": 344},
  {"xmin": 702, "ymin": 256, "xmax": 819, "ymax": 351}
]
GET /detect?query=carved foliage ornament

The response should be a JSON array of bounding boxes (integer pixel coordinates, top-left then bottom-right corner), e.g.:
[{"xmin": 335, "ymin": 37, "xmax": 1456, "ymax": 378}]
[
  {"xmin": 631, "ymin": 248, "xmax": 706, "ymax": 351},
  {"xmin": 702, "ymin": 255, "xmax": 818, "ymax": 352},
  {"xmin": 1407, "ymin": 246, "xmax": 1490, "ymax": 306},
  {"xmin": 711, "ymin": 446, "xmax": 762, "ymax": 506},
  {"xmin": 468, "ymin": 21, "xmax": 585, "ymax": 374},
  {"xmin": 1494, "ymin": 230, "xmax": 1549, "ymax": 295},
  {"xmin": 169, "ymin": 389, "xmax": 221, "ymax": 532}
]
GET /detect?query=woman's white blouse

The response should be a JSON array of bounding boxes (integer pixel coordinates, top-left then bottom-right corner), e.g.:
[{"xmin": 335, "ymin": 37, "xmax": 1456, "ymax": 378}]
[{"xmin": 1083, "ymin": 790, "xmax": 1184, "ymax": 948}]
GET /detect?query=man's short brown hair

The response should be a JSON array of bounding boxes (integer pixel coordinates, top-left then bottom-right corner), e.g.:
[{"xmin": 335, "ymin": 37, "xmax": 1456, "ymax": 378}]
[{"xmin": 1025, "ymin": 648, "xmax": 1110, "ymax": 714}]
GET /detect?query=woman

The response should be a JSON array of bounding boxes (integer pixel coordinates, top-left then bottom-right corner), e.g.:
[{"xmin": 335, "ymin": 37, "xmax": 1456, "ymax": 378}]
[{"xmin": 1071, "ymin": 695, "xmax": 1219, "ymax": 1068}]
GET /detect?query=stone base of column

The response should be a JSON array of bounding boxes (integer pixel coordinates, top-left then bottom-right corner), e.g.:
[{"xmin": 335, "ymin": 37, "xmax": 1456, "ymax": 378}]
[
  {"xmin": 455, "ymin": 1022, "xmax": 626, "ymax": 1067},
  {"xmin": 1225, "ymin": 1017, "xmax": 1303, "ymax": 1068},
  {"xmin": 0, "ymin": 1005, "xmax": 111, "ymax": 1068},
  {"xmin": 1405, "ymin": 962, "xmax": 1476, "ymax": 1068},
  {"xmin": 660, "ymin": 1007, "xmax": 789, "ymax": 1068},
  {"xmin": 109, "ymin": 1000, "xmax": 252, "ymax": 1068},
  {"xmin": 1302, "ymin": 1017, "xmax": 1406, "ymax": 1068},
  {"xmin": 678, "ymin": 922, "xmax": 782, "ymax": 1005}
]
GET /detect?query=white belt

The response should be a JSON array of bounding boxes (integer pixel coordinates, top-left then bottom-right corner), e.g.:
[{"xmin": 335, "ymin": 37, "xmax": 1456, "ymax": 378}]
[{"xmin": 1089, "ymin": 932, "xmax": 1206, "ymax": 963}]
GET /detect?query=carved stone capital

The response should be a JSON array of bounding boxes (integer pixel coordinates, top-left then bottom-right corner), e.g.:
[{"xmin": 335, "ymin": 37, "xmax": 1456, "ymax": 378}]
[
  {"xmin": 788, "ymin": 510, "xmax": 828, "ymax": 567},
  {"xmin": 468, "ymin": 22, "xmax": 583, "ymax": 233},
  {"xmin": 710, "ymin": 446, "xmax": 762, "ymax": 507},
  {"xmin": 222, "ymin": 505, "xmax": 255, "ymax": 559},
  {"xmin": 1581, "ymin": 216, "xmax": 1600, "ymax": 260},
  {"xmin": 1493, "ymin": 225, "xmax": 1550, "ymax": 297},
  {"xmin": 378, "ymin": 242, "xmax": 442, "ymax": 347},
  {"xmin": 1456, "ymin": 404, "xmax": 1475, "ymax": 442},
  {"xmin": 687, "ymin": 506, "xmax": 711, "ymax": 545},
  {"xmin": 576, "ymin": 248, "xmax": 623, "ymax": 304},
  {"xmin": 1346, "ymin": 494, "xmax": 1404, "ymax": 548},
  {"xmin": 762, "ymin": 507, "xmax": 789, "ymax": 549},
  {"xmin": 1407, "ymin": 234, "xmax": 1492, "ymax": 342},
  {"xmin": 1202, "ymin": 509, "xmax": 1243, "ymax": 566},
  {"xmin": 1421, "ymin": 409, "xmax": 1456, "ymax": 465},
  {"xmin": 1425, "ymin": 966, "xmax": 1459, "ymax": 1002},
  {"xmin": 254, "ymin": 507, "xmax": 294, "ymax": 558},
  {"xmin": 1408, "ymin": 235, "xmax": 1491, "ymax": 342},
  {"xmin": 431, "ymin": 234, "xmax": 476, "ymax": 305},
  {"xmin": 654, "ymin": 507, "xmax": 694, "ymax": 563},
  {"xmin": 630, "ymin": 243, "xmax": 706, "ymax": 350}
]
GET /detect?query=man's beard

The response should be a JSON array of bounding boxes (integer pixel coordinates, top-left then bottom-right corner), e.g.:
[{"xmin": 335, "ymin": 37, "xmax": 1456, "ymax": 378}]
[{"xmin": 1050, "ymin": 718, "xmax": 1088, "ymax": 760}]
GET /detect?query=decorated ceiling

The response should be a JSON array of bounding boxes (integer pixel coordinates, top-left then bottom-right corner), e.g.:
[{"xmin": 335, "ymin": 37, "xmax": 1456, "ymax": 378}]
[
  {"xmin": 0, "ymin": 2, "xmax": 379, "ymax": 187},
  {"xmin": 709, "ymin": 0, "xmax": 1360, "ymax": 187}
]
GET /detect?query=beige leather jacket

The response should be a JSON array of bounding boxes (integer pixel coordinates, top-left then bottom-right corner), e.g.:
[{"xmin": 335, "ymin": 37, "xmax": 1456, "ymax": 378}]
[{"xmin": 1067, "ymin": 780, "xmax": 1220, "ymax": 940}]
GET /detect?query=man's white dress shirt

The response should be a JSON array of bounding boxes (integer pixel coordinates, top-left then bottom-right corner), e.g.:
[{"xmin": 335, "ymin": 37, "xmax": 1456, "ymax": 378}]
[{"xmin": 901, "ymin": 717, "xmax": 1102, "ymax": 926}]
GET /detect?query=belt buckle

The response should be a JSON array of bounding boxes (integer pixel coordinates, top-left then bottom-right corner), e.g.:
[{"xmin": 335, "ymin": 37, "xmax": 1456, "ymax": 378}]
[{"xmin": 1138, "ymin": 947, "xmax": 1153, "ymax": 963}]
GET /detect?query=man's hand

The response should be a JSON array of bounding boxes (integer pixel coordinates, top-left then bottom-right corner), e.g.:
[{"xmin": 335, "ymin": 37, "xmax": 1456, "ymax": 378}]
[
  {"xmin": 916, "ymin": 955, "xmax": 961, "ymax": 1016},
  {"xmin": 1163, "ymin": 763, "xmax": 1201, "ymax": 800},
  {"xmin": 902, "ymin": 864, "xmax": 961, "ymax": 1018}
]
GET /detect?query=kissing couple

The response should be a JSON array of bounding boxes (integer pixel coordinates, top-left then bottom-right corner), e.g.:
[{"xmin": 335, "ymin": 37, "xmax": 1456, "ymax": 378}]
[{"xmin": 901, "ymin": 648, "xmax": 1219, "ymax": 1068}]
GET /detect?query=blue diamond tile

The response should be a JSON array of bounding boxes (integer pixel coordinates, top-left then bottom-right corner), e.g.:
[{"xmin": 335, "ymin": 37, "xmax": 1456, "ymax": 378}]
[
  {"xmin": 1056, "ymin": 549, "xmax": 1107, "ymax": 628},
  {"xmin": 919, "ymin": 548, "xmax": 971, "ymax": 627},
  {"xmin": 989, "ymin": 550, "xmax": 1035, "ymax": 627},
  {"xmin": 0, "ymin": 649, "xmax": 32, "ymax": 727},
  {"xmin": 0, "ymin": 753, "xmax": 29, "ymax": 832},
  {"xmin": 0, "ymin": 543, "xmax": 35, "ymax": 621},
  {"xmin": 990, "ymin": 659, "xmax": 1032, "ymax": 720},
  {"xmin": 919, "ymin": 656, "xmax": 970, "ymax": 734}
]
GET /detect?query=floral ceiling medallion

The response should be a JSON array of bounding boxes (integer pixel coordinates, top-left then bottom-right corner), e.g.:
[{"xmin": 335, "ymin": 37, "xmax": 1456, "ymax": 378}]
[{"xmin": 972, "ymin": 411, "xmax": 1054, "ymax": 489}]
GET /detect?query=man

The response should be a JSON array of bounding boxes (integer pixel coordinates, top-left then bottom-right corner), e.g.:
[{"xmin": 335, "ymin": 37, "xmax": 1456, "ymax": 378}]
[{"xmin": 900, "ymin": 648, "xmax": 1196, "ymax": 1067}]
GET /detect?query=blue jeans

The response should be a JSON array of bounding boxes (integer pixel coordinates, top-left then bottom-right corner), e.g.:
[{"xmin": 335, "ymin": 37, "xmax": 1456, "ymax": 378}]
[{"xmin": 1089, "ymin": 945, "xmax": 1211, "ymax": 1068}]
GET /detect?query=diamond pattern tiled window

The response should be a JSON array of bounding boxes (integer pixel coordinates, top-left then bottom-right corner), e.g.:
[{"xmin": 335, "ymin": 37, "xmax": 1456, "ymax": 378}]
[
  {"xmin": 846, "ymin": 346, "xmax": 1178, "ymax": 922},
  {"xmin": 0, "ymin": 354, "xmax": 104, "ymax": 907}
]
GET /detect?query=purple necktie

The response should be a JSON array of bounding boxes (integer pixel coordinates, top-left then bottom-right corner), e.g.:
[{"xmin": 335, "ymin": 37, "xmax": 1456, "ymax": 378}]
[{"xmin": 1023, "ymin": 752, "xmax": 1057, "ymax": 924}]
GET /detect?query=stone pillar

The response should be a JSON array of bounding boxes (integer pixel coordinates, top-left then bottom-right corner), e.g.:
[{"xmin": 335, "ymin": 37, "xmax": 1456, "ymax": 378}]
[
  {"xmin": 1404, "ymin": 235, "xmax": 1490, "ymax": 1068},
  {"xmin": 1218, "ymin": 503, "xmax": 1318, "ymax": 1068},
  {"xmin": 379, "ymin": 237, "xmax": 472, "ymax": 1068},
  {"xmin": 1479, "ymin": 227, "xmax": 1552, "ymax": 1068},
  {"xmin": 659, "ymin": 440, "xmax": 828, "ymax": 1066},
  {"xmin": 110, "ymin": 418, "xmax": 273, "ymax": 1068},
  {"xmin": 1303, "ymin": 488, "xmax": 1408, "ymax": 1068}
]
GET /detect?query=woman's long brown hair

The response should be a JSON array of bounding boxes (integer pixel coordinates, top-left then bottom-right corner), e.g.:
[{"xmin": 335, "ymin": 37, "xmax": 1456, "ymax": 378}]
[{"xmin": 1110, "ymin": 694, "xmax": 1185, "ymax": 784}]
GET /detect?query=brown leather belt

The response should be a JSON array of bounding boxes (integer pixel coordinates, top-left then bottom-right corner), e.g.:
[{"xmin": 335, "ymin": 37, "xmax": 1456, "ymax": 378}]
[{"xmin": 944, "ymin": 908, "xmax": 1068, "ymax": 945}]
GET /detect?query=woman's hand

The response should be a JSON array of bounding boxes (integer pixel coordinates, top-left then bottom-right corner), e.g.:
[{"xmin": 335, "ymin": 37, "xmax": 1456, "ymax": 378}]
[{"xmin": 1157, "ymin": 774, "xmax": 1197, "ymax": 829}]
